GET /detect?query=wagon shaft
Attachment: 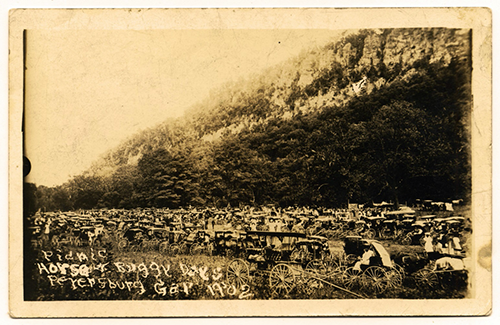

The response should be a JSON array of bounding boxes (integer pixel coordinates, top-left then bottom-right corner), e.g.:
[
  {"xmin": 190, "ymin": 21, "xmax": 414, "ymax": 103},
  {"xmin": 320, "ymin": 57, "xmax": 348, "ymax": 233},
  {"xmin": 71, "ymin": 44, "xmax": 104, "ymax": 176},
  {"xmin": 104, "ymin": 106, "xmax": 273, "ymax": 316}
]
[{"xmin": 296, "ymin": 267, "xmax": 367, "ymax": 299}]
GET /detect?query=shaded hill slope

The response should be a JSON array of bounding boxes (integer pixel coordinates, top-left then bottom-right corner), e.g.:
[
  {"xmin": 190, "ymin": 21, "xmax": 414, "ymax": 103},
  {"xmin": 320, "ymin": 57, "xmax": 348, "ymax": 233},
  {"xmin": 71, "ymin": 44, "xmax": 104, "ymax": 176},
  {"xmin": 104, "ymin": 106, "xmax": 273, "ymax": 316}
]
[{"xmin": 25, "ymin": 28, "xmax": 472, "ymax": 212}]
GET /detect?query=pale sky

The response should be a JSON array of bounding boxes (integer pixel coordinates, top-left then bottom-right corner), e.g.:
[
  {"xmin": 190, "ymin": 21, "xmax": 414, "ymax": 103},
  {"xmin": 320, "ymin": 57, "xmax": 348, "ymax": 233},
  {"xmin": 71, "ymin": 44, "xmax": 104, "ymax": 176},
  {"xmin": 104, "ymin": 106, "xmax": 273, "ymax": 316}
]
[{"xmin": 24, "ymin": 29, "xmax": 342, "ymax": 186}]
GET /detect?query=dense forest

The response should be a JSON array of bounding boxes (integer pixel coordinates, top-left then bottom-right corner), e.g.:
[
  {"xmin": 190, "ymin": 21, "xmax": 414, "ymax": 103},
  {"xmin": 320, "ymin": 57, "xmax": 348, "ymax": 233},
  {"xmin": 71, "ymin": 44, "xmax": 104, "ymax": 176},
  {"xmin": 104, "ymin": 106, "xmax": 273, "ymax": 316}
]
[{"xmin": 24, "ymin": 28, "xmax": 472, "ymax": 214}]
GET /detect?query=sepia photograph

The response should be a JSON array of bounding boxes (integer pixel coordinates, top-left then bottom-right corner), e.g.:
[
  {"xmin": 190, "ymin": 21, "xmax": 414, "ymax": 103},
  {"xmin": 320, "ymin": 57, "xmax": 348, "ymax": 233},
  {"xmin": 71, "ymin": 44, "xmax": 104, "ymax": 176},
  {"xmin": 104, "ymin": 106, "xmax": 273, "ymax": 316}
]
[{"xmin": 8, "ymin": 7, "xmax": 492, "ymax": 317}]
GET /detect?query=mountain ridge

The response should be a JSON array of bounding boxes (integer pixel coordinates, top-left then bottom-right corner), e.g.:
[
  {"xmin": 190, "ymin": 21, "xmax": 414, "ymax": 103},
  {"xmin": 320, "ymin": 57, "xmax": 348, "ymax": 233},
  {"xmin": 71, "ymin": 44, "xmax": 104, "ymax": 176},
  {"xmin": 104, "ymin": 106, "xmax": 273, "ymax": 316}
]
[{"xmin": 25, "ymin": 28, "xmax": 472, "ymax": 212}]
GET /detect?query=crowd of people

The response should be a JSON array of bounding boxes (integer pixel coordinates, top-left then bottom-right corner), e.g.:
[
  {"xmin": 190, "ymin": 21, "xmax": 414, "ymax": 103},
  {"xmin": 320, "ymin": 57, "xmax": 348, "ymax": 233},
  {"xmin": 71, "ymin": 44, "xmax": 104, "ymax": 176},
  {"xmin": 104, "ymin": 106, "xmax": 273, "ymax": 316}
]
[{"xmin": 26, "ymin": 202, "xmax": 469, "ymax": 256}]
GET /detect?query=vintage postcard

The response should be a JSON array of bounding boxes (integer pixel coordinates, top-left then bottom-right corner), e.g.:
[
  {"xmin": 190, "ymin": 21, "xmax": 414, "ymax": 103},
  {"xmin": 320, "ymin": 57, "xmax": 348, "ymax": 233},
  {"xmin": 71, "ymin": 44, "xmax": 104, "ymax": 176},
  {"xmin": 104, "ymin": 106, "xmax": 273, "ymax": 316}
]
[{"xmin": 9, "ymin": 8, "xmax": 492, "ymax": 317}]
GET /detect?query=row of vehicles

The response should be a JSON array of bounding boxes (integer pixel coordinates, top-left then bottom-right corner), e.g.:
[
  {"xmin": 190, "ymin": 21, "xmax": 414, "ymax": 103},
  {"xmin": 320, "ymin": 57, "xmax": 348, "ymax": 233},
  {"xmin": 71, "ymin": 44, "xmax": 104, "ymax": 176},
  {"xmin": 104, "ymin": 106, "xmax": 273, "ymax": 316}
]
[
  {"xmin": 314, "ymin": 211, "xmax": 467, "ymax": 246},
  {"xmin": 28, "ymin": 208, "xmax": 469, "ymax": 298}
]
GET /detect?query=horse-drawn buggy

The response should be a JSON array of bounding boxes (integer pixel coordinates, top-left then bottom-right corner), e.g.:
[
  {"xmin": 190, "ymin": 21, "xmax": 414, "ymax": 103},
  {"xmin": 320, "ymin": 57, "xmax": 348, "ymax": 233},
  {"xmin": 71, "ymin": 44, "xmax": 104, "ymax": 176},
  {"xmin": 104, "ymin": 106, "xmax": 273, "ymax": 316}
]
[
  {"xmin": 340, "ymin": 236, "xmax": 403, "ymax": 295},
  {"xmin": 182, "ymin": 228, "xmax": 213, "ymax": 255},
  {"xmin": 225, "ymin": 231, "xmax": 364, "ymax": 298},
  {"xmin": 158, "ymin": 230, "xmax": 188, "ymax": 255},
  {"xmin": 411, "ymin": 255, "xmax": 469, "ymax": 290},
  {"xmin": 212, "ymin": 230, "xmax": 250, "ymax": 257}
]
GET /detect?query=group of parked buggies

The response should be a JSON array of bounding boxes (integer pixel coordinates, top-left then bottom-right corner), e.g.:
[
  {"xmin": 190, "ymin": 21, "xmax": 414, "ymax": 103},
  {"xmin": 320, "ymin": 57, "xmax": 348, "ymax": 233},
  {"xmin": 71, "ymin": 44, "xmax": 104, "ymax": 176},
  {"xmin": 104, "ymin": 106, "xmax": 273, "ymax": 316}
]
[{"xmin": 223, "ymin": 233, "xmax": 468, "ymax": 298}]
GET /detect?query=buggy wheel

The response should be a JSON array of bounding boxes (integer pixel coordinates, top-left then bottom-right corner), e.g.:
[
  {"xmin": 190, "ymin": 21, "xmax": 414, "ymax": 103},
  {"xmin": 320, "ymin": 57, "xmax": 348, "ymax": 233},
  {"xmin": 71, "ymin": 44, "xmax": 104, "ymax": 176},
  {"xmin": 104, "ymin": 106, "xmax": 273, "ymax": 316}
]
[
  {"xmin": 392, "ymin": 263, "xmax": 406, "ymax": 282},
  {"xmin": 365, "ymin": 229, "xmax": 376, "ymax": 239},
  {"xmin": 342, "ymin": 267, "xmax": 363, "ymax": 290},
  {"xmin": 118, "ymin": 239, "xmax": 128, "ymax": 251},
  {"xmin": 51, "ymin": 235, "xmax": 60, "ymax": 247},
  {"xmin": 190, "ymin": 244, "xmax": 203, "ymax": 255},
  {"xmin": 179, "ymin": 244, "xmax": 189, "ymax": 255},
  {"xmin": 226, "ymin": 258, "xmax": 250, "ymax": 288},
  {"xmin": 362, "ymin": 266, "xmax": 389, "ymax": 295},
  {"xmin": 130, "ymin": 244, "xmax": 141, "ymax": 252},
  {"xmin": 269, "ymin": 264, "xmax": 295, "ymax": 297},
  {"xmin": 304, "ymin": 260, "xmax": 326, "ymax": 293},
  {"xmin": 305, "ymin": 260, "xmax": 327, "ymax": 275},
  {"xmin": 413, "ymin": 268, "xmax": 439, "ymax": 289},
  {"xmin": 169, "ymin": 244, "xmax": 181, "ymax": 255},
  {"xmin": 140, "ymin": 240, "xmax": 151, "ymax": 252},
  {"xmin": 342, "ymin": 267, "xmax": 362, "ymax": 290},
  {"xmin": 323, "ymin": 258, "xmax": 345, "ymax": 281},
  {"xmin": 384, "ymin": 267, "xmax": 403, "ymax": 289},
  {"xmin": 159, "ymin": 241, "xmax": 169, "ymax": 254},
  {"xmin": 401, "ymin": 235, "xmax": 412, "ymax": 246}
]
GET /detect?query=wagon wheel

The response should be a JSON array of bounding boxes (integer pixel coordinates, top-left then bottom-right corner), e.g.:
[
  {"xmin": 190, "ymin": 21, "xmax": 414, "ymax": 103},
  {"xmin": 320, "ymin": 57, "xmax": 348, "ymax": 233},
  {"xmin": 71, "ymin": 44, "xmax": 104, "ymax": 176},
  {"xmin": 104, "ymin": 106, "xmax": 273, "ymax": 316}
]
[
  {"xmin": 116, "ymin": 238, "xmax": 128, "ymax": 251},
  {"xmin": 130, "ymin": 243, "xmax": 141, "ymax": 252},
  {"xmin": 392, "ymin": 263, "xmax": 406, "ymax": 281},
  {"xmin": 380, "ymin": 228, "xmax": 392, "ymax": 240},
  {"xmin": 362, "ymin": 266, "xmax": 389, "ymax": 295},
  {"xmin": 305, "ymin": 260, "xmax": 327, "ymax": 275},
  {"xmin": 365, "ymin": 229, "xmax": 376, "ymax": 239},
  {"xmin": 190, "ymin": 244, "xmax": 204, "ymax": 255},
  {"xmin": 51, "ymin": 235, "xmax": 60, "ymax": 247},
  {"xmin": 384, "ymin": 267, "xmax": 403, "ymax": 290},
  {"xmin": 413, "ymin": 268, "xmax": 439, "ymax": 289},
  {"xmin": 342, "ymin": 267, "xmax": 363, "ymax": 290},
  {"xmin": 226, "ymin": 258, "xmax": 250, "ymax": 288},
  {"xmin": 401, "ymin": 235, "xmax": 412, "ymax": 246},
  {"xmin": 159, "ymin": 241, "xmax": 169, "ymax": 254},
  {"xmin": 323, "ymin": 259, "xmax": 345, "ymax": 284},
  {"xmin": 179, "ymin": 243, "xmax": 189, "ymax": 255},
  {"xmin": 149, "ymin": 239, "xmax": 160, "ymax": 251},
  {"xmin": 269, "ymin": 264, "xmax": 295, "ymax": 297},
  {"xmin": 304, "ymin": 260, "xmax": 326, "ymax": 294},
  {"xmin": 169, "ymin": 244, "xmax": 181, "ymax": 255},
  {"xmin": 140, "ymin": 240, "xmax": 151, "ymax": 252}
]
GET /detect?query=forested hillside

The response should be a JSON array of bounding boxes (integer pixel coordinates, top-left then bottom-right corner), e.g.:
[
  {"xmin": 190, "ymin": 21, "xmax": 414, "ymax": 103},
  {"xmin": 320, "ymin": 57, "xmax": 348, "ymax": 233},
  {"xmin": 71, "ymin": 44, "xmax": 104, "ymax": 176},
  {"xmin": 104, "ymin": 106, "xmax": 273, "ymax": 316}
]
[{"xmin": 25, "ymin": 28, "xmax": 472, "ymax": 214}]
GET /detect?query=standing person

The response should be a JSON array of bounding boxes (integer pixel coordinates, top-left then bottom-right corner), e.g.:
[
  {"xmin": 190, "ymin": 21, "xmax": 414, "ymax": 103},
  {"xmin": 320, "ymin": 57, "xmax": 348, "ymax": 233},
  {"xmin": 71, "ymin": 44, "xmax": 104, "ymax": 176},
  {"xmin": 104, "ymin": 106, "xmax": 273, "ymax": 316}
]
[
  {"xmin": 423, "ymin": 232, "xmax": 436, "ymax": 258},
  {"xmin": 43, "ymin": 218, "xmax": 52, "ymax": 245},
  {"xmin": 268, "ymin": 218, "xmax": 275, "ymax": 232}
]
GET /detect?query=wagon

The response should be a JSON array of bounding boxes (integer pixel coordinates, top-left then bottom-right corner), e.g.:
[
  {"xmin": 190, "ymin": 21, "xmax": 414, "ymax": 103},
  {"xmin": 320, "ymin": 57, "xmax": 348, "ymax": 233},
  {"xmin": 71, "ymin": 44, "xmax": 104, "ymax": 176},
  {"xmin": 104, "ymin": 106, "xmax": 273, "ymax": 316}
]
[
  {"xmin": 400, "ymin": 220, "xmax": 427, "ymax": 246},
  {"xmin": 225, "ymin": 231, "xmax": 364, "ymax": 298},
  {"xmin": 412, "ymin": 256, "xmax": 468, "ymax": 290},
  {"xmin": 139, "ymin": 224, "xmax": 170, "ymax": 251},
  {"xmin": 158, "ymin": 230, "xmax": 188, "ymax": 255},
  {"xmin": 379, "ymin": 219, "xmax": 398, "ymax": 239},
  {"xmin": 341, "ymin": 238, "xmax": 403, "ymax": 295},
  {"xmin": 212, "ymin": 230, "xmax": 248, "ymax": 257},
  {"xmin": 185, "ymin": 229, "xmax": 214, "ymax": 255},
  {"xmin": 290, "ymin": 235, "xmax": 331, "ymax": 263},
  {"xmin": 117, "ymin": 227, "xmax": 148, "ymax": 251}
]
